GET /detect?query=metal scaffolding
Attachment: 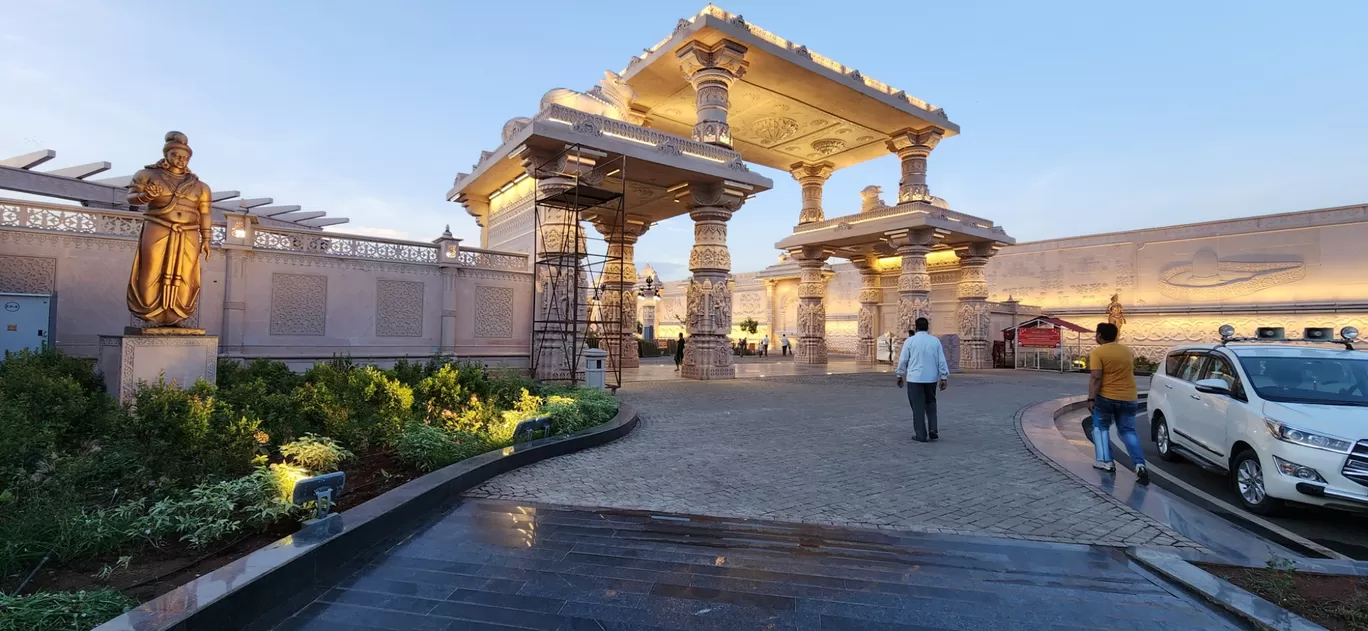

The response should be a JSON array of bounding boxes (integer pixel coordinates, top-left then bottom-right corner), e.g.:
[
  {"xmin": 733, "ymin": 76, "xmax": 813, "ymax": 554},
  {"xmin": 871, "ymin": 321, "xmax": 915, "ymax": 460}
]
[{"xmin": 529, "ymin": 144, "xmax": 627, "ymax": 388}]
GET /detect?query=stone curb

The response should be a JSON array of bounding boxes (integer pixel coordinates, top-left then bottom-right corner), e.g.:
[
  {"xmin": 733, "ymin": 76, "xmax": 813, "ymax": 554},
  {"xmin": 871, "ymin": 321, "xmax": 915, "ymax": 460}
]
[
  {"xmin": 1129, "ymin": 549, "xmax": 1327, "ymax": 631},
  {"xmin": 93, "ymin": 403, "xmax": 640, "ymax": 631},
  {"xmin": 1011, "ymin": 397, "xmax": 1200, "ymax": 550}
]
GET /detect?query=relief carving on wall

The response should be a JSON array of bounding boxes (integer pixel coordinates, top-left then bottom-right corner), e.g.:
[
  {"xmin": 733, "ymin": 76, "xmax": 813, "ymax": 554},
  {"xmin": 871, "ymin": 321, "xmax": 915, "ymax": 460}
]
[
  {"xmin": 825, "ymin": 320, "xmax": 858, "ymax": 354},
  {"xmin": 474, "ymin": 285, "xmax": 515, "ymax": 338},
  {"xmin": 271, "ymin": 273, "xmax": 327, "ymax": 336},
  {"xmin": 0, "ymin": 254, "xmax": 56, "ymax": 294},
  {"xmin": 1157, "ymin": 249, "xmax": 1305, "ymax": 301},
  {"xmin": 376, "ymin": 279, "xmax": 425, "ymax": 337}
]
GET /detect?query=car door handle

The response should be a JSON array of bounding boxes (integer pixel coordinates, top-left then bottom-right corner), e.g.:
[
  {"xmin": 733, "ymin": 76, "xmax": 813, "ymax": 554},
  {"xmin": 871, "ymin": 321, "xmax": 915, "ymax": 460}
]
[
  {"xmin": 1189, "ymin": 395, "xmax": 1201, "ymax": 400},
  {"xmin": 1164, "ymin": 384, "xmax": 1173, "ymax": 389}
]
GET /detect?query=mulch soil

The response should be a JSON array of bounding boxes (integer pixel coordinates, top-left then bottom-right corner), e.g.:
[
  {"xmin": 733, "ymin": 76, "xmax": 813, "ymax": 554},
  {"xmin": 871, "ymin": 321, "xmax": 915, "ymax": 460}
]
[
  {"xmin": 4, "ymin": 451, "xmax": 421, "ymax": 603},
  {"xmin": 1200, "ymin": 563, "xmax": 1368, "ymax": 631}
]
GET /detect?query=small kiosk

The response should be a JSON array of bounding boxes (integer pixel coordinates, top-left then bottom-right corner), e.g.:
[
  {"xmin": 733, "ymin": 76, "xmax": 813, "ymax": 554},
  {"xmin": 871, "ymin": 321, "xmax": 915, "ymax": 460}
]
[{"xmin": 1004, "ymin": 316, "xmax": 1092, "ymax": 372}]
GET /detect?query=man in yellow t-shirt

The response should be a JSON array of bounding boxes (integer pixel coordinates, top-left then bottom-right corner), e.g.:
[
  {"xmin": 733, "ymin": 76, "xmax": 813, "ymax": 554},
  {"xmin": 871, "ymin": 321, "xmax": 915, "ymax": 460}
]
[{"xmin": 1087, "ymin": 323, "xmax": 1148, "ymax": 483}]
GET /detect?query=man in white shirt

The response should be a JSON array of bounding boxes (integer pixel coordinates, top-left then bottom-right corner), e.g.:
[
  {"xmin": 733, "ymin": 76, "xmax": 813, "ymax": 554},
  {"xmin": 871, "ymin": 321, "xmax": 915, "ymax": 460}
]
[{"xmin": 894, "ymin": 317, "xmax": 950, "ymax": 442}]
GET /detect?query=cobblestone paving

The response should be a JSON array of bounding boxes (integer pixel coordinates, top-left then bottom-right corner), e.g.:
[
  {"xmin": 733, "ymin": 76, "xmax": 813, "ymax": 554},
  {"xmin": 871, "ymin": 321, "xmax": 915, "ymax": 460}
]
[{"xmin": 469, "ymin": 371, "xmax": 1199, "ymax": 549}]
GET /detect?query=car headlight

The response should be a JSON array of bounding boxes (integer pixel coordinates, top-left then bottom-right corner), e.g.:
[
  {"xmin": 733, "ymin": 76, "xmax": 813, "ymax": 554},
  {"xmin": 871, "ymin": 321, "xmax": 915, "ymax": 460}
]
[
  {"xmin": 1271, "ymin": 455, "xmax": 1326, "ymax": 482},
  {"xmin": 1264, "ymin": 418, "xmax": 1354, "ymax": 453}
]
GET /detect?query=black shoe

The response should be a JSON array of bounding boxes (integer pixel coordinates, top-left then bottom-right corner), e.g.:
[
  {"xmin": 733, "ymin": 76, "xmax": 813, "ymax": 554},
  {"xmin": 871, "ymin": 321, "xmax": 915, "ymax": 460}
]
[
  {"xmin": 912, "ymin": 436, "xmax": 929, "ymax": 443},
  {"xmin": 1136, "ymin": 465, "xmax": 1151, "ymax": 485},
  {"xmin": 929, "ymin": 432, "xmax": 939, "ymax": 441}
]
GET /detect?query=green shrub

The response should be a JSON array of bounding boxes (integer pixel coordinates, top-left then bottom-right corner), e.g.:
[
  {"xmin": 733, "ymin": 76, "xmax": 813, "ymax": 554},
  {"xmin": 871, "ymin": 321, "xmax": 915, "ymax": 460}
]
[
  {"xmin": 0, "ymin": 348, "xmax": 121, "ymax": 475},
  {"xmin": 280, "ymin": 434, "xmax": 354, "ymax": 473},
  {"xmin": 0, "ymin": 589, "xmax": 136, "ymax": 631},
  {"xmin": 489, "ymin": 372, "xmax": 543, "ymax": 409},
  {"xmin": 123, "ymin": 380, "xmax": 260, "ymax": 483},
  {"xmin": 393, "ymin": 422, "xmax": 485, "ymax": 472},
  {"xmin": 218, "ymin": 377, "xmax": 300, "ymax": 444},
  {"xmin": 0, "ymin": 467, "xmax": 299, "ymax": 574},
  {"xmin": 296, "ymin": 364, "xmax": 414, "ymax": 450},
  {"xmin": 216, "ymin": 358, "xmax": 300, "ymax": 394},
  {"xmin": 385, "ymin": 358, "xmax": 430, "ymax": 388}
]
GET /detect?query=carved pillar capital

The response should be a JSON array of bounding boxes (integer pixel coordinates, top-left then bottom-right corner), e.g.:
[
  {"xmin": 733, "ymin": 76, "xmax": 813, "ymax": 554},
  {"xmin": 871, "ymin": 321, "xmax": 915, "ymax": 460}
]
[
  {"xmin": 886, "ymin": 127, "xmax": 944, "ymax": 204},
  {"xmin": 790, "ymin": 161, "xmax": 834, "ymax": 224},
  {"xmin": 677, "ymin": 39, "xmax": 749, "ymax": 147}
]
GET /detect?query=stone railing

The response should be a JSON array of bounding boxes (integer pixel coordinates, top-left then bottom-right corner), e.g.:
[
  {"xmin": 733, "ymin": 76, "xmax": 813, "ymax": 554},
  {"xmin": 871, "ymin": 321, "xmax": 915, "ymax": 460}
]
[
  {"xmin": 0, "ymin": 199, "xmax": 144, "ymax": 238},
  {"xmin": 537, "ymin": 104, "xmax": 749, "ymax": 172},
  {"xmin": 252, "ymin": 228, "xmax": 439, "ymax": 264},
  {"xmin": 626, "ymin": 6, "xmax": 944, "ymax": 117},
  {"xmin": 793, "ymin": 203, "xmax": 1004, "ymax": 235},
  {"xmin": 1, "ymin": 198, "xmax": 530, "ymax": 273},
  {"xmin": 453, "ymin": 246, "xmax": 529, "ymax": 271}
]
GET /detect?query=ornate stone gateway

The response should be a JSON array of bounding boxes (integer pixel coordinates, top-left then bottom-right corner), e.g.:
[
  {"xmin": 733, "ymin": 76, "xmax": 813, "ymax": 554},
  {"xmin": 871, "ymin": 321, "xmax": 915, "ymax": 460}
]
[{"xmin": 448, "ymin": 5, "xmax": 1018, "ymax": 375}]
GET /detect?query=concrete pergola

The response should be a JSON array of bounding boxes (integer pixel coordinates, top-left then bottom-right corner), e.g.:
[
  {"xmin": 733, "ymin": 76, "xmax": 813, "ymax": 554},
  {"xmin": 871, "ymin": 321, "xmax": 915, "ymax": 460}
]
[{"xmin": 0, "ymin": 149, "xmax": 349, "ymax": 230}]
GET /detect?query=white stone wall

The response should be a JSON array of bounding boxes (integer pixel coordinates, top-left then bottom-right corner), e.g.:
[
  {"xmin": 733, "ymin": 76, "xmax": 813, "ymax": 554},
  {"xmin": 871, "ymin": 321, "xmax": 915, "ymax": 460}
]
[
  {"xmin": 0, "ymin": 200, "xmax": 534, "ymax": 365},
  {"xmin": 636, "ymin": 203, "xmax": 1368, "ymax": 360}
]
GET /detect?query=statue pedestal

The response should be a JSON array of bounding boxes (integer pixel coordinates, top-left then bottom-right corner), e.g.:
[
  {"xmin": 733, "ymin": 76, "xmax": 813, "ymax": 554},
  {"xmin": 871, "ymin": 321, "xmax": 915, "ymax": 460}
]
[{"xmin": 99, "ymin": 332, "xmax": 219, "ymax": 402}]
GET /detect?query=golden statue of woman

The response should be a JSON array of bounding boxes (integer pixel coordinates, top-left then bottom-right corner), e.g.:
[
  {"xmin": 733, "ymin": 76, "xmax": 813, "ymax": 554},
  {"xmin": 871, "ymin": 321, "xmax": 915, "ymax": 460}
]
[{"xmin": 126, "ymin": 131, "xmax": 212, "ymax": 328}]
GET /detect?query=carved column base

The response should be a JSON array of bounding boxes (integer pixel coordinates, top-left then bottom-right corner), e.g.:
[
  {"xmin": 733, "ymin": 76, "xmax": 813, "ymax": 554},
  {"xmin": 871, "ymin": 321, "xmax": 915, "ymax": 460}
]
[
  {"xmin": 794, "ymin": 337, "xmax": 828, "ymax": 364},
  {"xmin": 680, "ymin": 334, "xmax": 735, "ymax": 380}
]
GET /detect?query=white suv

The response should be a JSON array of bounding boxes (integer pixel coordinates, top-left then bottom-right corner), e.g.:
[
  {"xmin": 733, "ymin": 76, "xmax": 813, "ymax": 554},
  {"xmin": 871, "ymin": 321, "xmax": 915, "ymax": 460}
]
[{"xmin": 1147, "ymin": 326, "xmax": 1367, "ymax": 515}]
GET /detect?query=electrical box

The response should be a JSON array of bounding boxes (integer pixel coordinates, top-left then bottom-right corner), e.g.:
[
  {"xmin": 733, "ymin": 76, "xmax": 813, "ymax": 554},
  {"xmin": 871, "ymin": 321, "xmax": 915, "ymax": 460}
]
[{"xmin": 0, "ymin": 293, "xmax": 53, "ymax": 358}]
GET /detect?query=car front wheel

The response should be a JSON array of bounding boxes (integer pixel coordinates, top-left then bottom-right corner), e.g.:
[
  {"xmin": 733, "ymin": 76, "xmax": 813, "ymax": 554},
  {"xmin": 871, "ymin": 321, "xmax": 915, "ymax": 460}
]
[
  {"xmin": 1233, "ymin": 450, "xmax": 1283, "ymax": 516},
  {"xmin": 1153, "ymin": 415, "xmax": 1181, "ymax": 462}
]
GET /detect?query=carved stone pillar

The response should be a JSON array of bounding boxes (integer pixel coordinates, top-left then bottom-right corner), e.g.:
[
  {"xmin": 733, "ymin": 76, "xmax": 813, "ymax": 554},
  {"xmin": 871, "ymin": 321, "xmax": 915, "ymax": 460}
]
[
  {"xmin": 790, "ymin": 162, "xmax": 834, "ymax": 224},
  {"xmin": 763, "ymin": 279, "xmax": 778, "ymax": 350},
  {"xmin": 218, "ymin": 211, "xmax": 255, "ymax": 355},
  {"xmin": 886, "ymin": 128, "xmax": 944, "ymax": 204},
  {"xmin": 520, "ymin": 147, "xmax": 589, "ymax": 382},
  {"xmin": 677, "ymin": 40, "xmax": 749, "ymax": 148},
  {"xmin": 678, "ymin": 182, "xmax": 744, "ymax": 380},
  {"xmin": 956, "ymin": 243, "xmax": 996, "ymax": 370},
  {"xmin": 791, "ymin": 246, "xmax": 830, "ymax": 365},
  {"xmin": 592, "ymin": 216, "xmax": 649, "ymax": 370},
  {"xmin": 851, "ymin": 256, "xmax": 881, "ymax": 364},
  {"xmin": 888, "ymin": 228, "xmax": 936, "ymax": 355}
]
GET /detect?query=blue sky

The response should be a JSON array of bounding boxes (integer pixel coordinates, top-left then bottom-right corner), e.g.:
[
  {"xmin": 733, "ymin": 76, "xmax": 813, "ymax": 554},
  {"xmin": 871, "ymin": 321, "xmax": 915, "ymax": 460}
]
[{"xmin": 3, "ymin": 0, "xmax": 1365, "ymax": 280}]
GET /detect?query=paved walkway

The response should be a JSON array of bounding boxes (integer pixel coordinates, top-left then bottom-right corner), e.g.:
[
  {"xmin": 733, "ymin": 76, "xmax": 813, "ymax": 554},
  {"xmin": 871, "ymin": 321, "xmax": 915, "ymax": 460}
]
[
  {"xmin": 272, "ymin": 499, "xmax": 1237, "ymax": 631},
  {"xmin": 469, "ymin": 371, "xmax": 1198, "ymax": 549}
]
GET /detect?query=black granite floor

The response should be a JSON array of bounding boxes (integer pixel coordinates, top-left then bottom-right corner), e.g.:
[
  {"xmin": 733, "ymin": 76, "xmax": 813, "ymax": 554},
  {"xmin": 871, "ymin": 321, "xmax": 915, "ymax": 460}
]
[{"xmin": 270, "ymin": 499, "xmax": 1241, "ymax": 631}]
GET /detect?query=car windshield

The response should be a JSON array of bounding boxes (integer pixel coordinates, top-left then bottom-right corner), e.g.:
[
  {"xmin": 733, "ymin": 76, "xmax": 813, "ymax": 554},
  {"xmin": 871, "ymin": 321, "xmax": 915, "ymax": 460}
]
[{"xmin": 1238, "ymin": 355, "xmax": 1368, "ymax": 407}]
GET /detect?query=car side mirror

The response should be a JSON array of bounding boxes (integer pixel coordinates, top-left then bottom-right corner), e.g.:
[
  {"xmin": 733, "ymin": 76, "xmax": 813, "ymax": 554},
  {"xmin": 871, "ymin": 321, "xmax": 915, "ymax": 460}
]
[{"xmin": 1194, "ymin": 378, "xmax": 1231, "ymax": 396}]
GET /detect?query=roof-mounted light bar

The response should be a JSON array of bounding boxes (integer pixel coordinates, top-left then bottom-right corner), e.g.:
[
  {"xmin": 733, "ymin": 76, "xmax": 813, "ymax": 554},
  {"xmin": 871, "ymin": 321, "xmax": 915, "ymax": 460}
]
[{"xmin": 1219, "ymin": 325, "xmax": 1358, "ymax": 351}]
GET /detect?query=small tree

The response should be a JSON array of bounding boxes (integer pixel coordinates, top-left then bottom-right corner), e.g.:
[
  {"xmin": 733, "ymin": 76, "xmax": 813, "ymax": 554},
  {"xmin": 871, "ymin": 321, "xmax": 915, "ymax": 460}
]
[{"xmin": 739, "ymin": 317, "xmax": 759, "ymax": 335}]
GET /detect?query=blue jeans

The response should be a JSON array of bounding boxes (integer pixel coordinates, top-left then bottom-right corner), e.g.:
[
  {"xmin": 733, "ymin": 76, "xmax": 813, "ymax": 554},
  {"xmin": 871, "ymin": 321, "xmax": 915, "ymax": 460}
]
[{"xmin": 1093, "ymin": 396, "xmax": 1145, "ymax": 466}]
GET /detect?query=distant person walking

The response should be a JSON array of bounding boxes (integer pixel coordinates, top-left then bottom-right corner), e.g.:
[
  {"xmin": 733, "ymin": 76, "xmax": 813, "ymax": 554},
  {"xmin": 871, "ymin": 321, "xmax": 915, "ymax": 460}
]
[
  {"xmin": 674, "ymin": 332, "xmax": 685, "ymax": 372},
  {"xmin": 780, "ymin": 334, "xmax": 790, "ymax": 356},
  {"xmin": 894, "ymin": 318, "xmax": 949, "ymax": 443},
  {"xmin": 760, "ymin": 337, "xmax": 769, "ymax": 357},
  {"xmin": 1088, "ymin": 322, "xmax": 1148, "ymax": 483}
]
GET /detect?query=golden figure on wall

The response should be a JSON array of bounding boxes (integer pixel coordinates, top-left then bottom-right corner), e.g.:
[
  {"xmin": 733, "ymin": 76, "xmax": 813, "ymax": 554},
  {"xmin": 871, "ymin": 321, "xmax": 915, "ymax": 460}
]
[
  {"xmin": 1106, "ymin": 293, "xmax": 1126, "ymax": 330},
  {"xmin": 126, "ymin": 131, "xmax": 212, "ymax": 329}
]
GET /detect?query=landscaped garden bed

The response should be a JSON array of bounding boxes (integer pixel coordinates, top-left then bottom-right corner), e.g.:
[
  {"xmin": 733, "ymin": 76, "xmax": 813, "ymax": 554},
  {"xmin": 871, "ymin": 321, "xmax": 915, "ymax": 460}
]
[
  {"xmin": 1200, "ymin": 561, "xmax": 1367, "ymax": 631},
  {"xmin": 0, "ymin": 349, "xmax": 617, "ymax": 631}
]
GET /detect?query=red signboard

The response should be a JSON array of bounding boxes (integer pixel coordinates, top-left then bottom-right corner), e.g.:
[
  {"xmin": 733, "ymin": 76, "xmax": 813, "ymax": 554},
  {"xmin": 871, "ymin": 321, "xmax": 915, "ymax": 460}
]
[{"xmin": 1017, "ymin": 327, "xmax": 1061, "ymax": 348}]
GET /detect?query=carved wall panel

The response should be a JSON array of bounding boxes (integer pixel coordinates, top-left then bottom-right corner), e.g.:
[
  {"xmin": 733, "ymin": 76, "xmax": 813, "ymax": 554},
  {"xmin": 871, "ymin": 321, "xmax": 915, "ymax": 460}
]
[
  {"xmin": 270, "ymin": 273, "xmax": 327, "ymax": 336},
  {"xmin": 474, "ymin": 285, "xmax": 515, "ymax": 338},
  {"xmin": 825, "ymin": 320, "xmax": 858, "ymax": 354},
  {"xmin": 376, "ymin": 279, "xmax": 425, "ymax": 337},
  {"xmin": 0, "ymin": 254, "xmax": 56, "ymax": 294}
]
